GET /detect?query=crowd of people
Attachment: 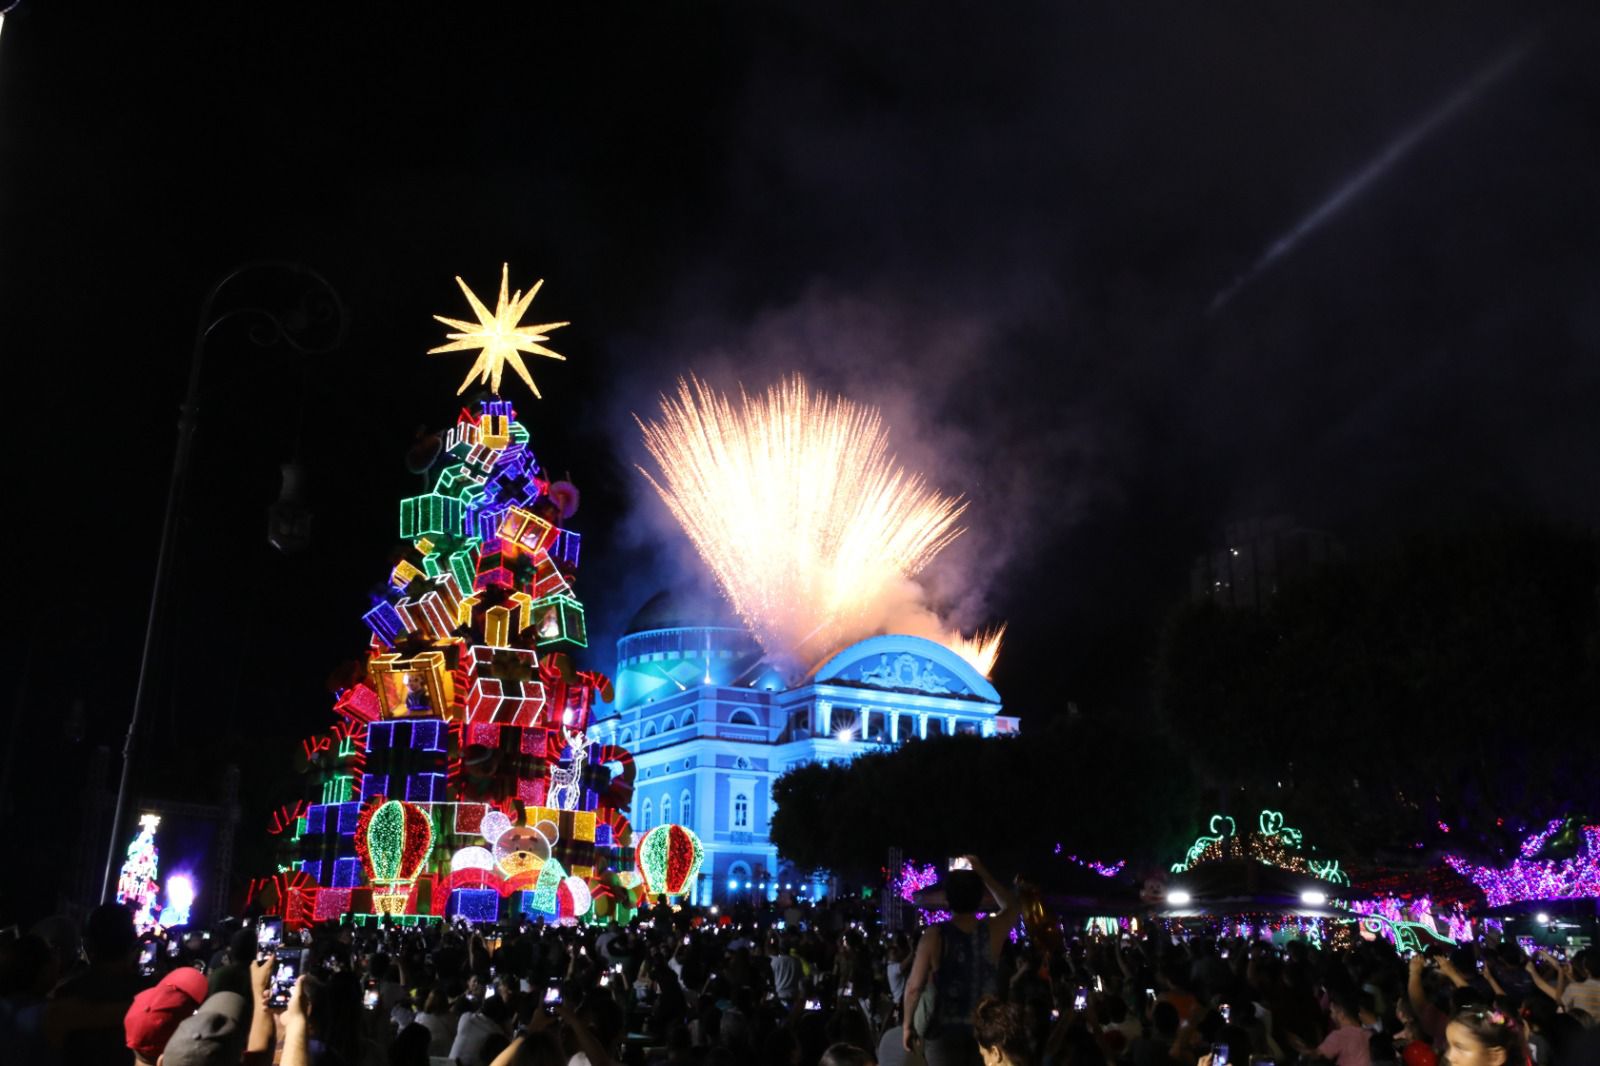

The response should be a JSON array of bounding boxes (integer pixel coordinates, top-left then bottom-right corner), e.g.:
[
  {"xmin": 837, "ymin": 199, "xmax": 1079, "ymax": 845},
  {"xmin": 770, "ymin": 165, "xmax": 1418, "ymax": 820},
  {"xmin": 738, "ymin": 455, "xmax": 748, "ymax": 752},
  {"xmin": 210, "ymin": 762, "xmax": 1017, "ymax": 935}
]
[{"xmin": 2, "ymin": 856, "xmax": 1598, "ymax": 1066}]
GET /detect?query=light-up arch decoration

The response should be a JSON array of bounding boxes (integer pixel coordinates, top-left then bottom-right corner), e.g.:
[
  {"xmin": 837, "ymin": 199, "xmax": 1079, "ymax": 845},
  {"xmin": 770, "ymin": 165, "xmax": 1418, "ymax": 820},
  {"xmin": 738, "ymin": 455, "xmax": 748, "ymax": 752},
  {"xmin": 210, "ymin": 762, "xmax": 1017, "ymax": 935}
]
[{"xmin": 1169, "ymin": 809, "xmax": 1350, "ymax": 886}]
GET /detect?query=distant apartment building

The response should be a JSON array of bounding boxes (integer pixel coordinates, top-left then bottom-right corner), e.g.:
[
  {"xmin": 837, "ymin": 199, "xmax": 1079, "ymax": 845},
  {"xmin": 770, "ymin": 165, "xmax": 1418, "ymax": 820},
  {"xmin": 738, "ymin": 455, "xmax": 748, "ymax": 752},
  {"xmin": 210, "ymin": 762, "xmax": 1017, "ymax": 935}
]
[{"xmin": 1190, "ymin": 515, "xmax": 1343, "ymax": 610}]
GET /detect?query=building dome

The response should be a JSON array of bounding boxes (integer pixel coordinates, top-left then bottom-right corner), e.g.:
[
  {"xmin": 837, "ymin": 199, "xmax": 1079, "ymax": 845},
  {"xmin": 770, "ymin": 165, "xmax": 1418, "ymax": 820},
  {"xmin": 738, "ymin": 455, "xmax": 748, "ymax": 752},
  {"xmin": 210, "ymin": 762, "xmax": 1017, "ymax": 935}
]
[
  {"xmin": 615, "ymin": 588, "xmax": 762, "ymax": 711},
  {"xmin": 624, "ymin": 588, "xmax": 740, "ymax": 636}
]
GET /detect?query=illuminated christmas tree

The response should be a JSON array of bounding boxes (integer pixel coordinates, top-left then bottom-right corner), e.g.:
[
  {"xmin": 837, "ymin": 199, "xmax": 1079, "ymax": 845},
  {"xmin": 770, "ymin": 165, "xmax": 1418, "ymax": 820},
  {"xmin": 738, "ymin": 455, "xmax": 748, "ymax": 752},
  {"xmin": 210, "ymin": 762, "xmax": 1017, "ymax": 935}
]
[
  {"xmin": 249, "ymin": 268, "xmax": 648, "ymax": 926},
  {"xmin": 117, "ymin": 814, "xmax": 163, "ymax": 934}
]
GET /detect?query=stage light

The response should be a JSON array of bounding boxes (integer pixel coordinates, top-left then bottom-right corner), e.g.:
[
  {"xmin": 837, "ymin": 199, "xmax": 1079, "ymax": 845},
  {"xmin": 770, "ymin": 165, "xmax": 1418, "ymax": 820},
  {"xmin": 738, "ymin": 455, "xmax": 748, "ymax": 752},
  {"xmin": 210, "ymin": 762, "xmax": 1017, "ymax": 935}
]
[
  {"xmin": 1301, "ymin": 891, "xmax": 1327, "ymax": 906},
  {"xmin": 1167, "ymin": 890, "xmax": 1191, "ymax": 905}
]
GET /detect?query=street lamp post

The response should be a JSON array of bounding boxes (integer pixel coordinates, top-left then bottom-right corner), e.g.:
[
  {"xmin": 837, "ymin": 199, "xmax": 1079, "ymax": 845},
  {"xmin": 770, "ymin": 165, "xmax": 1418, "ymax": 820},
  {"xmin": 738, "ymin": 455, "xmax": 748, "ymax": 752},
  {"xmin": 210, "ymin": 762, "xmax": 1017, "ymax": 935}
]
[{"xmin": 99, "ymin": 262, "xmax": 346, "ymax": 904}]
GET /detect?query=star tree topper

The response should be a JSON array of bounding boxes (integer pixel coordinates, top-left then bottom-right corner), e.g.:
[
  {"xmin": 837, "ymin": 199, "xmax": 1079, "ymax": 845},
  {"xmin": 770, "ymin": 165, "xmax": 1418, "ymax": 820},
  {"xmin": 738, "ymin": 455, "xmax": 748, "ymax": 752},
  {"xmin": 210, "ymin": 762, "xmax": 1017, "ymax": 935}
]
[{"xmin": 430, "ymin": 264, "xmax": 569, "ymax": 397}]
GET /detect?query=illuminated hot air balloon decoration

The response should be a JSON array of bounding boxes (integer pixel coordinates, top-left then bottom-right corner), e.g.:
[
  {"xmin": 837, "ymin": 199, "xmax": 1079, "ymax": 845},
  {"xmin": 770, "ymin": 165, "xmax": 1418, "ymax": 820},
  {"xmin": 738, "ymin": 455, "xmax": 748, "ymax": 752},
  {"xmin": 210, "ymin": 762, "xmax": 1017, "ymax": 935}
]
[
  {"xmin": 635, "ymin": 824, "xmax": 704, "ymax": 898},
  {"xmin": 355, "ymin": 799, "xmax": 434, "ymax": 914}
]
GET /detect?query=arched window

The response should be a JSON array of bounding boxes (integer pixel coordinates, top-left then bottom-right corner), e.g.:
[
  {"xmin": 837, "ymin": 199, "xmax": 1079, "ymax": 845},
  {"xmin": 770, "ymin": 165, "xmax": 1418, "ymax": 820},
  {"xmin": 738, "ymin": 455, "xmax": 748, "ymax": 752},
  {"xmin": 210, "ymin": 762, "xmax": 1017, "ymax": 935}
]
[
  {"xmin": 727, "ymin": 861, "xmax": 751, "ymax": 893},
  {"xmin": 680, "ymin": 788, "xmax": 692, "ymax": 826},
  {"xmin": 733, "ymin": 793, "xmax": 749, "ymax": 829},
  {"xmin": 681, "ymin": 710, "xmax": 697, "ymax": 729},
  {"xmin": 641, "ymin": 799, "xmax": 653, "ymax": 829},
  {"xmin": 620, "ymin": 727, "xmax": 634, "ymax": 745},
  {"xmin": 660, "ymin": 792, "xmax": 672, "ymax": 826},
  {"xmin": 729, "ymin": 708, "xmax": 759, "ymax": 726},
  {"xmin": 643, "ymin": 721, "xmax": 657, "ymax": 739}
]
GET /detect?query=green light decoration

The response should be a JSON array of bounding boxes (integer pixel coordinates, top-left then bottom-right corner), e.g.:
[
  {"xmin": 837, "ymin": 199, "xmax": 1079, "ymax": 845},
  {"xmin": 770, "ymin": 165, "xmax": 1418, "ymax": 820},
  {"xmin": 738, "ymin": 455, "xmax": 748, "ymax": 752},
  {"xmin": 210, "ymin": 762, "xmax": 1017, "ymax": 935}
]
[
  {"xmin": 356, "ymin": 799, "xmax": 434, "ymax": 887},
  {"xmin": 1259, "ymin": 809, "xmax": 1303, "ymax": 848},
  {"xmin": 635, "ymin": 824, "xmax": 704, "ymax": 897},
  {"xmin": 527, "ymin": 858, "xmax": 567, "ymax": 915},
  {"xmin": 1170, "ymin": 808, "xmax": 1349, "ymax": 886},
  {"xmin": 1343, "ymin": 915, "xmax": 1454, "ymax": 954},
  {"xmin": 1173, "ymin": 815, "xmax": 1236, "ymax": 872}
]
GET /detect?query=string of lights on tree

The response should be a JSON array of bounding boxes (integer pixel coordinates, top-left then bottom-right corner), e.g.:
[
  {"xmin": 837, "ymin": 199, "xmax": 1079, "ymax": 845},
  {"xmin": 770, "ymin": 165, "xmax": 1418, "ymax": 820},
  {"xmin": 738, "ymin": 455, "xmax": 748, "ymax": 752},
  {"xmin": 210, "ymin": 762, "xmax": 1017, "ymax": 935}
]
[{"xmin": 1444, "ymin": 818, "xmax": 1600, "ymax": 908}]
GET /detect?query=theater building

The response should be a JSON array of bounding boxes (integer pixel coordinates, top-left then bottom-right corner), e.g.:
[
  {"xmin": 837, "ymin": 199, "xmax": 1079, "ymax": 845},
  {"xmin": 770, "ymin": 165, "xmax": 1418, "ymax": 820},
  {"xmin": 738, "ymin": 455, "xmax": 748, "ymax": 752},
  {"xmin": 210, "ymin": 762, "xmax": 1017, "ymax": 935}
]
[{"xmin": 592, "ymin": 591, "xmax": 1018, "ymax": 903}]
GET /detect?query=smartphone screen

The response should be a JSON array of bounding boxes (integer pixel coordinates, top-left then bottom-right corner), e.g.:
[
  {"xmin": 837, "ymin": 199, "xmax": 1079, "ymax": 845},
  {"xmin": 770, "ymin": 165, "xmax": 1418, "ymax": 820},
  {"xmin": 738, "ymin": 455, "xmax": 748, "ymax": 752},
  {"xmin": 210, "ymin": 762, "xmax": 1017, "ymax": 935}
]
[
  {"xmin": 1074, "ymin": 989, "xmax": 1088, "ymax": 1011},
  {"xmin": 363, "ymin": 987, "xmax": 380, "ymax": 1010},
  {"xmin": 1211, "ymin": 1044, "xmax": 1230, "ymax": 1066},
  {"xmin": 139, "ymin": 943, "xmax": 159, "ymax": 975},
  {"xmin": 948, "ymin": 857, "xmax": 972, "ymax": 871},
  {"xmin": 805, "ymin": 998, "xmax": 822, "ymax": 1011},
  {"xmin": 599, "ymin": 973, "xmax": 611, "ymax": 987},
  {"xmin": 1221, "ymin": 1004, "xmax": 1232, "ymax": 1023},
  {"xmin": 257, "ymin": 918, "xmax": 283, "ymax": 960},
  {"xmin": 268, "ymin": 951, "xmax": 303, "ymax": 1009},
  {"xmin": 543, "ymin": 986, "xmax": 562, "ymax": 1008},
  {"xmin": 1145, "ymin": 988, "xmax": 1156, "ymax": 1002}
]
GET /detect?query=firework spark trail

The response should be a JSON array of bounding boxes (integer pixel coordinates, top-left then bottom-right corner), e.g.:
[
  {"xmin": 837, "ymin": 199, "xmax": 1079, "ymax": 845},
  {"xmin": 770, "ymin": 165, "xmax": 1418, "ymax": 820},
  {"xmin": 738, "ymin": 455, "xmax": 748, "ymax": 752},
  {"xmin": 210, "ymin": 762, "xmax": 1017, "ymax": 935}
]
[
  {"xmin": 951, "ymin": 623, "xmax": 1006, "ymax": 677},
  {"xmin": 1209, "ymin": 34, "xmax": 1535, "ymax": 315},
  {"xmin": 636, "ymin": 375, "xmax": 969, "ymax": 672}
]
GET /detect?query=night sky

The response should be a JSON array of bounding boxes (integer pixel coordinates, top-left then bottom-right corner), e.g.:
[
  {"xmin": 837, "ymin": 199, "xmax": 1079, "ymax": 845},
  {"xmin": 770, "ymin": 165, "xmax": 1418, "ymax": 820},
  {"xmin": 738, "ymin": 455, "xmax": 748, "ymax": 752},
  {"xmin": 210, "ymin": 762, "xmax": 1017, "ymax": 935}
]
[{"xmin": 3, "ymin": 3, "xmax": 1598, "ymax": 906}]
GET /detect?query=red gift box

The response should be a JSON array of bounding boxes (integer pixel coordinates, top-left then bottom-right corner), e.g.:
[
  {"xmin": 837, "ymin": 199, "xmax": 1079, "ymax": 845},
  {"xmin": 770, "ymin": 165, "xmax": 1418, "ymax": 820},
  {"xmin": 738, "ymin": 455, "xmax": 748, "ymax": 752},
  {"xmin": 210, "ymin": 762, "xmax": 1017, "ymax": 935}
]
[
  {"xmin": 463, "ymin": 645, "xmax": 546, "ymax": 726},
  {"xmin": 395, "ymin": 573, "xmax": 469, "ymax": 640}
]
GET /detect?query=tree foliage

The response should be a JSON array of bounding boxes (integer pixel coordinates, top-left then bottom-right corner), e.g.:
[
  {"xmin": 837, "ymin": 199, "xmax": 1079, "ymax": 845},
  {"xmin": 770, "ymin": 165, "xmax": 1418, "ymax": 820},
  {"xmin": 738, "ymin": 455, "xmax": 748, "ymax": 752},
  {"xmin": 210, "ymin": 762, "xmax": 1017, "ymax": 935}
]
[
  {"xmin": 1154, "ymin": 523, "xmax": 1600, "ymax": 860},
  {"xmin": 770, "ymin": 711, "xmax": 1198, "ymax": 881}
]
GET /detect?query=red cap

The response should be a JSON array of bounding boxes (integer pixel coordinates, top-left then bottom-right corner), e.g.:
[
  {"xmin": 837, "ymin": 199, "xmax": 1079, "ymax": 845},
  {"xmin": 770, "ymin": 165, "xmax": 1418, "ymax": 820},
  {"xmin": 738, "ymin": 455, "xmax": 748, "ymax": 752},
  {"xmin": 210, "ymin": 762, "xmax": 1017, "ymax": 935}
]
[
  {"xmin": 1401, "ymin": 1041, "xmax": 1438, "ymax": 1066},
  {"xmin": 124, "ymin": 967, "xmax": 210, "ymax": 1061}
]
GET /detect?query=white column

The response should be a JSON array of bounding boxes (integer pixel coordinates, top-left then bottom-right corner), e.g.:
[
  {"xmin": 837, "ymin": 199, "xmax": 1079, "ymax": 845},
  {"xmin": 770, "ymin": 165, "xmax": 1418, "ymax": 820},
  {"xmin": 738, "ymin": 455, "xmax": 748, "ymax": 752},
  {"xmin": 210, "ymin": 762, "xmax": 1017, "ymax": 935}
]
[
  {"xmin": 890, "ymin": 711, "xmax": 899, "ymax": 743},
  {"xmin": 918, "ymin": 713, "xmax": 928, "ymax": 739},
  {"xmin": 860, "ymin": 707, "xmax": 871, "ymax": 741},
  {"xmin": 818, "ymin": 700, "xmax": 832, "ymax": 735}
]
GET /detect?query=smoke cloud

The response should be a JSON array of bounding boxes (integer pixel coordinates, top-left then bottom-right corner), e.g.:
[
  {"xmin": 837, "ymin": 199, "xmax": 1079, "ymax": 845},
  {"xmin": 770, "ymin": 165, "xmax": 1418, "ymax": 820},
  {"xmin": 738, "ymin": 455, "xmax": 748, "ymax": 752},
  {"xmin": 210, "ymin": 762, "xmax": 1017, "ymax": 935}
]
[{"xmin": 604, "ymin": 280, "xmax": 1111, "ymax": 668}]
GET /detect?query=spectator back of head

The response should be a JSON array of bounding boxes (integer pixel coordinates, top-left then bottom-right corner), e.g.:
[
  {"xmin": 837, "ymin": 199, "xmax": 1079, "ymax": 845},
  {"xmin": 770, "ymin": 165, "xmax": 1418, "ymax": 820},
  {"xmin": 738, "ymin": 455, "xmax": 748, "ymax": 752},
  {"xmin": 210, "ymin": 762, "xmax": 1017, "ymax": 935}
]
[
  {"xmin": 943, "ymin": 870, "xmax": 984, "ymax": 914},
  {"xmin": 85, "ymin": 903, "xmax": 137, "ymax": 964}
]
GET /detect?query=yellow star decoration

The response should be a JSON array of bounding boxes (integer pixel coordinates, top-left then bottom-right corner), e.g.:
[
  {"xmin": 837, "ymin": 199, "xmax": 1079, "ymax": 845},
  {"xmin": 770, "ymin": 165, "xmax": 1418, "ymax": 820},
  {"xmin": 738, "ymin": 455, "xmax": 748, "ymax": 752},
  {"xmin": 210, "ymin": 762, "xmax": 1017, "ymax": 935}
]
[{"xmin": 430, "ymin": 264, "xmax": 569, "ymax": 397}]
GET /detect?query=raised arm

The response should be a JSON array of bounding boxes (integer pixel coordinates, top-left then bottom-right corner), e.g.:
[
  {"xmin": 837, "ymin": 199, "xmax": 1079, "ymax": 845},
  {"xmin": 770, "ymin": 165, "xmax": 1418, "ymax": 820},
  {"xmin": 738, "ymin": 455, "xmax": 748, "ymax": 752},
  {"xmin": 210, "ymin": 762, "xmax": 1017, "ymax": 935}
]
[
  {"xmin": 1525, "ymin": 957, "xmax": 1563, "ymax": 1003},
  {"xmin": 279, "ymin": 977, "xmax": 313, "ymax": 1066},
  {"xmin": 1407, "ymin": 956, "xmax": 1431, "ymax": 1019},
  {"xmin": 1436, "ymin": 957, "xmax": 1471, "ymax": 989},
  {"xmin": 966, "ymin": 856, "xmax": 1019, "ymax": 958},
  {"xmin": 902, "ymin": 926, "xmax": 940, "ymax": 1052},
  {"xmin": 244, "ymin": 956, "xmax": 279, "ymax": 1066}
]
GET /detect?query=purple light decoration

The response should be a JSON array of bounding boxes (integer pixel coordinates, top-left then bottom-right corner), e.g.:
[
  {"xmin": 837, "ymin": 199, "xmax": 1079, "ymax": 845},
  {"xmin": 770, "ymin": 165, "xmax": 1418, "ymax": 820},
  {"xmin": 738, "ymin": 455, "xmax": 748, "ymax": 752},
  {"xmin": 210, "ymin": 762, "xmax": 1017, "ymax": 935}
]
[
  {"xmin": 1350, "ymin": 895, "xmax": 1475, "ymax": 943},
  {"xmin": 894, "ymin": 861, "xmax": 941, "ymax": 903},
  {"xmin": 1445, "ymin": 824, "xmax": 1600, "ymax": 908},
  {"xmin": 1063, "ymin": 854, "xmax": 1127, "ymax": 878},
  {"xmin": 1519, "ymin": 818, "xmax": 1565, "ymax": 858}
]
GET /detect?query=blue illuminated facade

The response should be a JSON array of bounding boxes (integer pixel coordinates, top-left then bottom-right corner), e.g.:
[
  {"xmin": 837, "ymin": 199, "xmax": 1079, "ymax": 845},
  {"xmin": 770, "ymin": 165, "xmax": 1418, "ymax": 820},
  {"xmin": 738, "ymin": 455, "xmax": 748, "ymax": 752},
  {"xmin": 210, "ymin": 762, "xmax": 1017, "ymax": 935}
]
[{"xmin": 592, "ymin": 591, "xmax": 1018, "ymax": 903}]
